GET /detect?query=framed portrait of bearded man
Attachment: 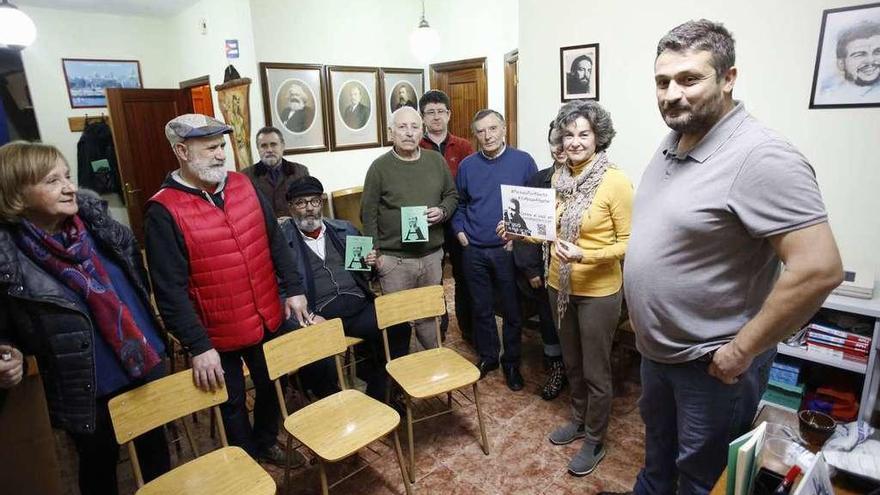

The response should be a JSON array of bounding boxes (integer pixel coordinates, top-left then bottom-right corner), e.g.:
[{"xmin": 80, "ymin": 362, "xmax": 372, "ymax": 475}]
[{"xmin": 259, "ymin": 62, "xmax": 330, "ymax": 154}]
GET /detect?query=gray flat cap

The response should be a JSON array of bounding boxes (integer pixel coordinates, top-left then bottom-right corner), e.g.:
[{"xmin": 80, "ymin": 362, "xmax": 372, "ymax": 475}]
[{"xmin": 165, "ymin": 113, "xmax": 232, "ymax": 143}]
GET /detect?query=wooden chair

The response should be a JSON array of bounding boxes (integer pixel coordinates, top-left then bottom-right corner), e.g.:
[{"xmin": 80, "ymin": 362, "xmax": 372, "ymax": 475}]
[
  {"xmin": 107, "ymin": 370, "xmax": 276, "ymax": 495},
  {"xmin": 375, "ymin": 285, "xmax": 490, "ymax": 483},
  {"xmin": 263, "ymin": 318, "xmax": 412, "ymax": 495},
  {"xmin": 331, "ymin": 186, "xmax": 363, "ymax": 231}
]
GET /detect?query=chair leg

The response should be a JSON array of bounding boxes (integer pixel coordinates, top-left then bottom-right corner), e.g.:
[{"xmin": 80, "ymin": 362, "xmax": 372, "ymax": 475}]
[
  {"xmin": 182, "ymin": 416, "xmax": 199, "ymax": 457},
  {"xmin": 391, "ymin": 431, "xmax": 414, "ymax": 495},
  {"xmin": 284, "ymin": 433, "xmax": 292, "ymax": 495},
  {"xmin": 446, "ymin": 392, "xmax": 452, "ymax": 409},
  {"xmin": 318, "ymin": 458, "xmax": 329, "ymax": 495},
  {"xmin": 473, "ymin": 383, "xmax": 489, "ymax": 455},
  {"xmin": 406, "ymin": 396, "xmax": 415, "ymax": 483}
]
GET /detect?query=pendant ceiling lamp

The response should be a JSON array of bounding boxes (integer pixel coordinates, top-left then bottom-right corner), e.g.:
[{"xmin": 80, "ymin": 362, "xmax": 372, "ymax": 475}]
[
  {"xmin": 409, "ymin": 0, "xmax": 440, "ymax": 64},
  {"xmin": 0, "ymin": 0, "xmax": 37, "ymax": 50}
]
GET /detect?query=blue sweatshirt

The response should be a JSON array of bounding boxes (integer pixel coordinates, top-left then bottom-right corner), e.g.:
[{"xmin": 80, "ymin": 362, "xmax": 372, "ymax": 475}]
[{"xmin": 452, "ymin": 147, "xmax": 538, "ymax": 247}]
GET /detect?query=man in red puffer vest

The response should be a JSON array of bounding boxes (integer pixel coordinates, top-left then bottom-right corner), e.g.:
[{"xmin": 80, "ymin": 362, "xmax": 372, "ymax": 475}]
[{"xmin": 145, "ymin": 114, "xmax": 312, "ymax": 466}]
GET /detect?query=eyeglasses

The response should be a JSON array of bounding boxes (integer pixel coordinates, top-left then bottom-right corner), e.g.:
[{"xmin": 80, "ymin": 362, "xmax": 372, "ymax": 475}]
[
  {"xmin": 290, "ymin": 197, "xmax": 323, "ymax": 209},
  {"xmin": 423, "ymin": 109, "xmax": 448, "ymax": 117}
]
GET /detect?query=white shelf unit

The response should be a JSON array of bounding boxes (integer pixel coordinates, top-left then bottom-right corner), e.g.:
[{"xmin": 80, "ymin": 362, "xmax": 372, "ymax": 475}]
[{"xmin": 778, "ymin": 293, "xmax": 880, "ymax": 424}]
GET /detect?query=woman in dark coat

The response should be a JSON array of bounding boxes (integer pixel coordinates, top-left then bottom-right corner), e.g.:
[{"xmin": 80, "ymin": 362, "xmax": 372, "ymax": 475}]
[{"xmin": 0, "ymin": 141, "xmax": 170, "ymax": 494}]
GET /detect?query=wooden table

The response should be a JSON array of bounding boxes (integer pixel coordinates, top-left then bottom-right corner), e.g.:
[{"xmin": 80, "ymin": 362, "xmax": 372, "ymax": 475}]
[{"xmin": 709, "ymin": 404, "xmax": 863, "ymax": 494}]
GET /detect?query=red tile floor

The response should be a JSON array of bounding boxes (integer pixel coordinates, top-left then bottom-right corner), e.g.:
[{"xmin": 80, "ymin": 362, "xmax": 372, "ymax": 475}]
[{"xmin": 102, "ymin": 278, "xmax": 646, "ymax": 495}]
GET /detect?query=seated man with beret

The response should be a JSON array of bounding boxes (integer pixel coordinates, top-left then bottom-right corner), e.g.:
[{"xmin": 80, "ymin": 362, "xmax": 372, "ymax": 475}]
[{"xmin": 279, "ymin": 177, "xmax": 412, "ymax": 401}]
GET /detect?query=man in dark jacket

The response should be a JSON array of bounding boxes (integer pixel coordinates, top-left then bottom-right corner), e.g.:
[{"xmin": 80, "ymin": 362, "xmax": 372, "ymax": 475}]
[
  {"xmin": 280, "ymin": 176, "xmax": 411, "ymax": 401},
  {"xmin": 145, "ymin": 114, "xmax": 311, "ymax": 466},
  {"xmin": 241, "ymin": 126, "xmax": 310, "ymax": 218}
]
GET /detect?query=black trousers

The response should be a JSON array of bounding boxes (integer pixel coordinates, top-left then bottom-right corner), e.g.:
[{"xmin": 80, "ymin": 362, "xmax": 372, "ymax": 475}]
[
  {"xmin": 443, "ymin": 230, "xmax": 473, "ymax": 339},
  {"xmin": 69, "ymin": 363, "xmax": 170, "ymax": 495},
  {"xmin": 218, "ymin": 333, "xmax": 281, "ymax": 458},
  {"xmin": 318, "ymin": 294, "xmax": 412, "ymax": 400}
]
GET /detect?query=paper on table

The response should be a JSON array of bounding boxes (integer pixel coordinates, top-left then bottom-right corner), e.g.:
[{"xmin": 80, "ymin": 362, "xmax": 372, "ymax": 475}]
[
  {"xmin": 823, "ymin": 439, "xmax": 880, "ymax": 482},
  {"xmin": 792, "ymin": 453, "xmax": 834, "ymax": 495}
]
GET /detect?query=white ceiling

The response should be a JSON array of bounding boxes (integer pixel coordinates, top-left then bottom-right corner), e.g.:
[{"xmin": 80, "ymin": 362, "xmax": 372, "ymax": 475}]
[{"xmin": 15, "ymin": 0, "xmax": 203, "ymax": 17}]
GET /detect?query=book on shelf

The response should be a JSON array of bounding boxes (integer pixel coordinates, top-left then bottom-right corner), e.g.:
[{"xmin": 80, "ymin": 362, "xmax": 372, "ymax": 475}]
[
  {"xmin": 806, "ymin": 331, "xmax": 871, "ymax": 351},
  {"xmin": 727, "ymin": 421, "xmax": 767, "ymax": 495},
  {"xmin": 806, "ymin": 342, "xmax": 869, "ymax": 364},
  {"xmin": 807, "ymin": 322, "xmax": 872, "ymax": 344}
]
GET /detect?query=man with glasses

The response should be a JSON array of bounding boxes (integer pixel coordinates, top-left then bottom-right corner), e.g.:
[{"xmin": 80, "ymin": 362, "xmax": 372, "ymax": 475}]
[
  {"xmin": 280, "ymin": 176, "xmax": 411, "ymax": 401},
  {"xmin": 418, "ymin": 90, "xmax": 475, "ymax": 343}
]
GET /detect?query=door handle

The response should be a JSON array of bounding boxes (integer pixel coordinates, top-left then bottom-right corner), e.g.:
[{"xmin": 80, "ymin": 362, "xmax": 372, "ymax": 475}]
[{"xmin": 124, "ymin": 182, "xmax": 141, "ymax": 194}]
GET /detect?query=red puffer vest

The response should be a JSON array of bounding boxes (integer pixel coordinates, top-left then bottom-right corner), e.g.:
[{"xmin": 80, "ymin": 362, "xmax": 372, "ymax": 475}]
[{"xmin": 149, "ymin": 172, "xmax": 282, "ymax": 351}]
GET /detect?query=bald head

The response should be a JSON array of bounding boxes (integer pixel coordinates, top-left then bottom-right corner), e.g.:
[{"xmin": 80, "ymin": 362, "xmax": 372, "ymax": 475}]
[
  {"xmin": 389, "ymin": 106, "xmax": 422, "ymax": 157},
  {"xmin": 389, "ymin": 106, "xmax": 422, "ymax": 129}
]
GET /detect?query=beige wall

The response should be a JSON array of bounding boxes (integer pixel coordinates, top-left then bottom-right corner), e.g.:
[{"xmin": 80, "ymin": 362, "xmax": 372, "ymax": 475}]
[{"xmin": 517, "ymin": 0, "xmax": 880, "ymax": 285}]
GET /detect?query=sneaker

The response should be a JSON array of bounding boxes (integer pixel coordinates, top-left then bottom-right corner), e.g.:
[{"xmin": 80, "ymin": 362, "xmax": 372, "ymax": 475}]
[
  {"xmin": 541, "ymin": 359, "xmax": 567, "ymax": 400},
  {"xmin": 258, "ymin": 444, "xmax": 306, "ymax": 468},
  {"xmin": 548, "ymin": 421, "xmax": 585, "ymax": 445},
  {"xmin": 568, "ymin": 442, "xmax": 606, "ymax": 476}
]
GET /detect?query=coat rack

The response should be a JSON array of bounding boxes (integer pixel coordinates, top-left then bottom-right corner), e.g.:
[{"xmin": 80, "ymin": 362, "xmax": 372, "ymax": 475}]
[{"xmin": 67, "ymin": 113, "xmax": 111, "ymax": 132}]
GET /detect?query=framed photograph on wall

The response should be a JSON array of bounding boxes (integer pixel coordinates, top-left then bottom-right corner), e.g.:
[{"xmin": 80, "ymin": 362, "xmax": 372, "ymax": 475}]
[
  {"xmin": 61, "ymin": 58, "xmax": 142, "ymax": 108},
  {"xmin": 379, "ymin": 68, "xmax": 425, "ymax": 145},
  {"xmin": 327, "ymin": 66, "xmax": 382, "ymax": 151},
  {"xmin": 809, "ymin": 2, "xmax": 880, "ymax": 109},
  {"xmin": 259, "ymin": 62, "xmax": 329, "ymax": 154},
  {"xmin": 559, "ymin": 43, "xmax": 600, "ymax": 101}
]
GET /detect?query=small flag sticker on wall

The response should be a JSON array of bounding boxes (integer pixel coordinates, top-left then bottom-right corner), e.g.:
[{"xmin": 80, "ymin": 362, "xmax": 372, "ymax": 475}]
[{"xmin": 225, "ymin": 39, "xmax": 239, "ymax": 59}]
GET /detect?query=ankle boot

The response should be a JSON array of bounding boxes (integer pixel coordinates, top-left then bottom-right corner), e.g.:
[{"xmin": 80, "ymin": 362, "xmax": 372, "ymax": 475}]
[{"xmin": 541, "ymin": 359, "xmax": 567, "ymax": 400}]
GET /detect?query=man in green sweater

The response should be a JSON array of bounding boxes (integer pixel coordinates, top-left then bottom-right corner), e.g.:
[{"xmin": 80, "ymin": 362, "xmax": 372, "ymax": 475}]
[{"xmin": 362, "ymin": 106, "xmax": 458, "ymax": 350}]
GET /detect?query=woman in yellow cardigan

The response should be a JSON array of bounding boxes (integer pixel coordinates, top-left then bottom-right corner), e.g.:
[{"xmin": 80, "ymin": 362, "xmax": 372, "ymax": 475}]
[{"xmin": 503, "ymin": 100, "xmax": 632, "ymax": 476}]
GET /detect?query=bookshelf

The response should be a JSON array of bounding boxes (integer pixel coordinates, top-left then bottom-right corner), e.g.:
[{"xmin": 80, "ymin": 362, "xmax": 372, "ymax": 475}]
[{"xmin": 777, "ymin": 293, "xmax": 880, "ymax": 424}]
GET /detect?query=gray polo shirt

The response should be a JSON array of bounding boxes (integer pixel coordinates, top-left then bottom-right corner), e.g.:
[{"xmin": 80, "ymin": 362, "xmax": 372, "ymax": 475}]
[{"xmin": 623, "ymin": 102, "xmax": 827, "ymax": 364}]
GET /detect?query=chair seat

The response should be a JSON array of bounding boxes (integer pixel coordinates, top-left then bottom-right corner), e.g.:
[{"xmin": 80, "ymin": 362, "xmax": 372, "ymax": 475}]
[
  {"xmin": 137, "ymin": 446, "xmax": 275, "ymax": 495},
  {"xmin": 386, "ymin": 347, "xmax": 480, "ymax": 399},
  {"xmin": 285, "ymin": 389, "xmax": 400, "ymax": 462}
]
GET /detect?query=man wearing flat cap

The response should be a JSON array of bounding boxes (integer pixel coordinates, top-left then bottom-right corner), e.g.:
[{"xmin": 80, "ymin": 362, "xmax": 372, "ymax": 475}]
[
  {"xmin": 280, "ymin": 176, "xmax": 411, "ymax": 402},
  {"xmin": 144, "ymin": 113, "xmax": 311, "ymax": 466}
]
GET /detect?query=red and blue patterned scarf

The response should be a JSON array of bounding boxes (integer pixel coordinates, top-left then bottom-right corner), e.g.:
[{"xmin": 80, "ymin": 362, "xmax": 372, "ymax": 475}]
[{"xmin": 15, "ymin": 215, "xmax": 161, "ymax": 378}]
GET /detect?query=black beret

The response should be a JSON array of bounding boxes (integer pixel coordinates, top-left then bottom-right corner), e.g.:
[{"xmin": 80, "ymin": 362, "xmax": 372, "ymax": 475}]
[{"xmin": 286, "ymin": 176, "xmax": 324, "ymax": 201}]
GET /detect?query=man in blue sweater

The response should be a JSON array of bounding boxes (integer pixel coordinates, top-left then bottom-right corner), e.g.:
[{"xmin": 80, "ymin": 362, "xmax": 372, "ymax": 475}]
[{"xmin": 452, "ymin": 109, "xmax": 538, "ymax": 391}]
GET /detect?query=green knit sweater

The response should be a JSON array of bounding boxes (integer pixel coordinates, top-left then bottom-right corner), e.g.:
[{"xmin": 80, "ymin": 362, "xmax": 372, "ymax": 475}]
[{"xmin": 361, "ymin": 149, "xmax": 458, "ymax": 257}]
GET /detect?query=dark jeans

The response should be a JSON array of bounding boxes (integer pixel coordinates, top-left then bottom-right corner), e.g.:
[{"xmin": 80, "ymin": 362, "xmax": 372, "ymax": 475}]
[
  {"xmin": 463, "ymin": 245, "xmax": 522, "ymax": 365},
  {"xmin": 70, "ymin": 362, "xmax": 170, "ymax": 495},
  {"xmin": 444, "ymin": 230, "xmax": 473, "ymax": 339},
  {"xmin": 218, "ymin": 333, "xmax": 282, "ymax": 458},
  {"xmin": 318, "ymin": 294, "xmax": 412, "ymax": 401},
  {"xmin": 633, "ymin": 349, "xmax": 775, "ymax": 495}
]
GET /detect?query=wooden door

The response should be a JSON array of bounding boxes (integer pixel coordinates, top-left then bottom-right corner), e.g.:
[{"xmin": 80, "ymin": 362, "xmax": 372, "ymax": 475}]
[
  {"xmin": 180, "ymin": 75, "xmax": 214, "ymax": 117},
  {"xmin": 504, "ymin": 50, "xmax": 518, "ymax": 147},
  {"xmin": 430, "ymin": 57, "xmax": 487, "ymax": 149},
  {"xmin": 107, "ymin": 88, "xmax": 192, "ymax": 243}
]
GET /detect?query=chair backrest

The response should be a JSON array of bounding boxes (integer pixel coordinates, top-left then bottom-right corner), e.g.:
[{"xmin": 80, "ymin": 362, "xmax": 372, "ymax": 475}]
[
  {"xmin": 263, "ymin": 318, "xmax": 348, "ymax": 382},
  {"xmin": 108, "ymin": 369, "xmax": 228, "ymax": 446},
  {"xmin": 331, "ymin": 186, "xmax": 364, "ymax": 231},
  {"xmin": 374, "ymin": 285, "xmax": 445, "ymax": 358}
]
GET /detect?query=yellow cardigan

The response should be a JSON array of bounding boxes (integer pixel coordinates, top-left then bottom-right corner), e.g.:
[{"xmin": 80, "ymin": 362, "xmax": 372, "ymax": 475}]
[{"xmin": 547, "ymin": 159, "xmax": 633, "ymax": 298}]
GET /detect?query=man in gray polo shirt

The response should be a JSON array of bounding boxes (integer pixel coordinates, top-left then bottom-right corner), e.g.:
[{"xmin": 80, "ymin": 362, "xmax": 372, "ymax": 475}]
[{"xmin": 615, "ymin": 19, "xmax": 843, "ymax": 495}]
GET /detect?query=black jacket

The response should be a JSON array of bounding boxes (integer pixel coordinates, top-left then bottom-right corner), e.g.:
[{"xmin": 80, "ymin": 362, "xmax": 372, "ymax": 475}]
[
  {"xmin": 241, "ymin": 159, "xmax": 310, "ymax": 218},
  {"xmin": 512, "ymin": 165, "xmax": 556, "ymax": 282},
  {"xmin": 77, "ymin": 120, "xmax": 122, "ymax": 197},
  {"xmin": 144, "ymin": 172, "xmax": 304, "ymax": 356},
  {"xmin": 0, "ymin": 193, "xmax": 162, "ymax": 434},
  {"xmin": 280, "ymin": 218, "xmax": 373, "ymax": 314}
]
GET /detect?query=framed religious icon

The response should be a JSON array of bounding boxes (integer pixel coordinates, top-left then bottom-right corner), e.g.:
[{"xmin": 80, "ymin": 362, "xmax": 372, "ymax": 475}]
[
  {"xmin": 379, "ymin": 67, "xmax": 425, "ymax": 145},
  {"xmin": 62, "ymin": 58, "xmax": 142, "ymax": 108},
  {"xmin": 559, "ymin": 43, "xmax": 600, "ymax": 101},
  {"xmin": 809, "ymin": 2, "xmax": 880, "ymax": 109},
  {"xmin": 327, "ymin": 66, "xmax": 382, "ymax": 151},
  {"xmin": 259, "ymin": 62, "xmax": 330, "ymax": 154}
]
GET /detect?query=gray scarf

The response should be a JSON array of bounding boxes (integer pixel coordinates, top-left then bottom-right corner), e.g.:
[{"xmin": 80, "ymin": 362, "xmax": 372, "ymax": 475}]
[{"xmin": 553, "ymin": 150, "xmax": 610, "ymax": 319}]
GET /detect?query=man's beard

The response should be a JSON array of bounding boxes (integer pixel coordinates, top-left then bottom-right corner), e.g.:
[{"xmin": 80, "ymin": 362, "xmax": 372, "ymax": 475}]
[
  {"xmin": 295, "ymin": 213, "xmax": 322, "ymax": 232},
  {"xmin": 262, "ymin": 154, "xmax": 280, "ymax": 167},
  {"xmin": 659, "ymin": 89, "xmax": 726, "ymax": 135},
  {"xmin": 845, "ymin": 64, "xmax": 880, "ymax": 86},
  {"xmin": 188, "ymin": 157, "xmax": 227, "ymax": 184}
]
